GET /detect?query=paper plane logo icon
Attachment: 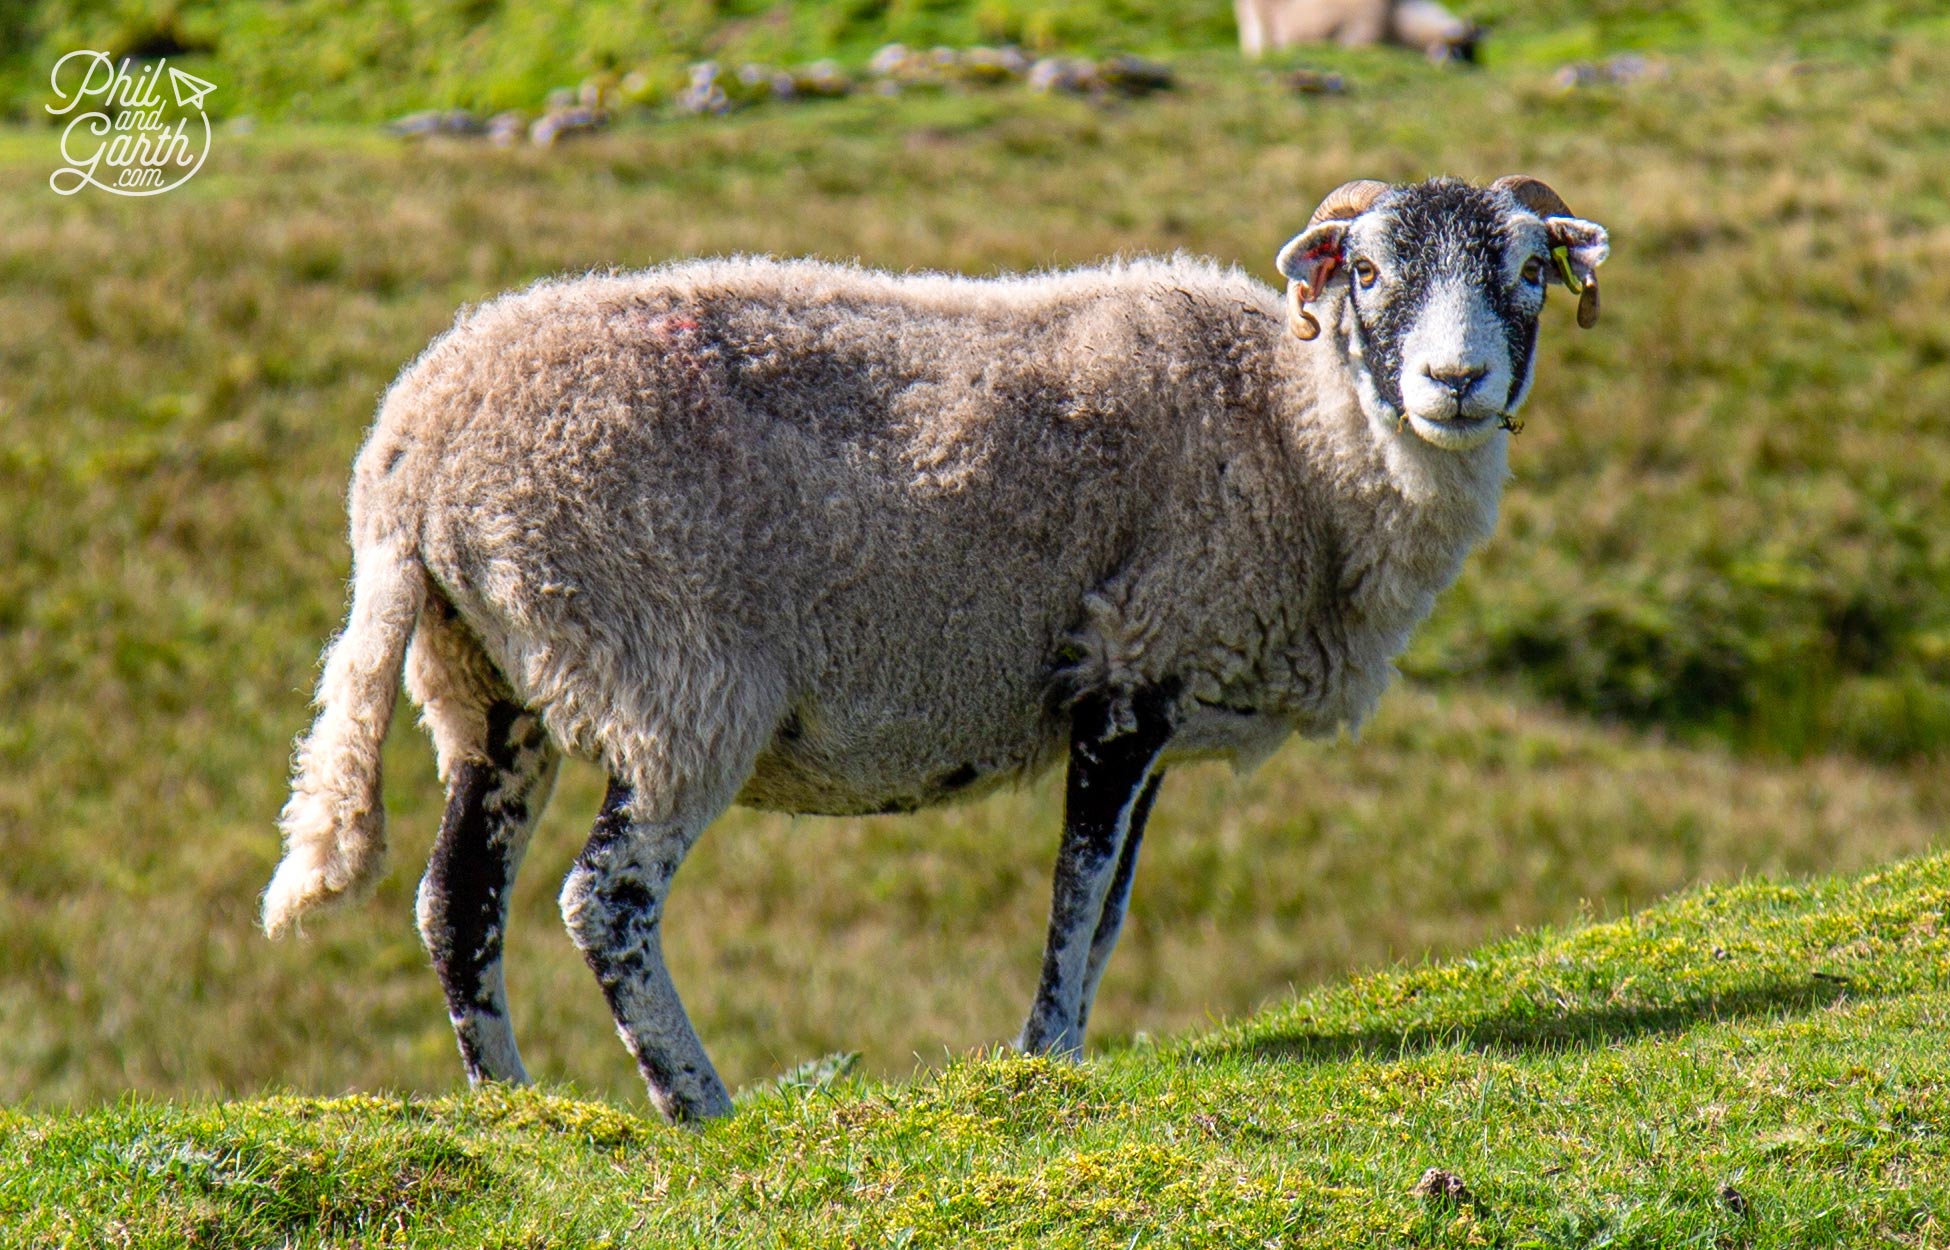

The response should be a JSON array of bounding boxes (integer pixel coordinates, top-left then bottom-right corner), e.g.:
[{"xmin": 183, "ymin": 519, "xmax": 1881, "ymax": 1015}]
[{"xmin": 167, "ymin": 66, "xmax": 217, "ymax": 110}]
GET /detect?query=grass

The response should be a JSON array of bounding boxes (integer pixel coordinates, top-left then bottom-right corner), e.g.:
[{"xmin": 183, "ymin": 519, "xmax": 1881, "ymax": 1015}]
[
  {"xmin": 8, "ymin": 0, "xmax": 1950, "ymax": 122},
  {"xmin": 0, "ymin": 3, "xmax": 1947, "ymax": 1237},
  {"xmin": 7, "ymin": 854, "xmax": 1950, "ymax": 1246},
  {"xmin": 3, "ymin": 7, "xmax": 1950, "ymax": 1108}
]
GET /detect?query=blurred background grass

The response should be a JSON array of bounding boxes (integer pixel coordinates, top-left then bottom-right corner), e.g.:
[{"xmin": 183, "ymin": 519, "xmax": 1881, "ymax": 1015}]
[
  {"xmin": 1, "ymin": 1, "xmax": 1946, "ymax": 1105},
  {"xmin": 7, "ymin": 0, "xmax": 1950, "ymax": 120}
]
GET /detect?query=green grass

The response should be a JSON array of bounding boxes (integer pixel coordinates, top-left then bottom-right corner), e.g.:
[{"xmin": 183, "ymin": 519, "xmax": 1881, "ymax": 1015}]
[
  {"xmin": 7, "ymin": 854, "xmax": 1950, "ymax": 1246},
  {"xmin": 3, "ymin": 11, "xmax": 1949, "ymax": 1244},
  {"xmin": 8, "ymin": 0, "xmax": 1950, "ymax": 121},
  {"xmin": 2, "ymin": 12, "xmax": 1949, "ymax": 1110}
]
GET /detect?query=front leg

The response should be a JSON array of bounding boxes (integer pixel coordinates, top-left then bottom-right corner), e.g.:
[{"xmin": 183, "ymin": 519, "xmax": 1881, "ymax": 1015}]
[
  {"xmin": 1075, "ymin": 769, "xmax": 1164, "ymax": 1040},
  {"xmin": 1019, "ymin": 686, "xmax": 1174, "ymax": 1057}
]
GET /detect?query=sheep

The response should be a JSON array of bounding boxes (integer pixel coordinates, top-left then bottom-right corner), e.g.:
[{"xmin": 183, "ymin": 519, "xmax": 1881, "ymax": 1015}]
[
  {"xmin": 263, "ymin": 175, "xmax": 1609, "ymax": 1122},
  {"xmin": 1235, "ymin": 0, "xmax": 1482, "ymax": 63}
]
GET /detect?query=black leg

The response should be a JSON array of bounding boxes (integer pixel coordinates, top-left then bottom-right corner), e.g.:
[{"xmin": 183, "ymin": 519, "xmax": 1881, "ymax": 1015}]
[
  {"xmin": 1019, "ymin": 686, "xmax": 1174, "ymax": 1056},
  {"xmin": 1075, "ymin": 769, "xmax": 1164, "ymax": 1039},
  {"xmin": 416, "ymin": 700, "xmax": 557, "ymax": 1085}
]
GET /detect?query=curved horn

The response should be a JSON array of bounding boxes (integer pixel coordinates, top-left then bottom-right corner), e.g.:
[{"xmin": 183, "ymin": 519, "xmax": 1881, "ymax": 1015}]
[
  {"xmin": 1280, "ymin": 180, "xmax": 1388, "ymax": 341},
  {"xmin": 1308, "ymin": 178, "xmax": 1390, "ymax": 226},
  {"xmin": 1496, "ymin": 174, "xmax": 1604, "ymax": 327},
  {"xmin": 1492, "ymin": 174, "xmax": 1575, "ymax": 219}
]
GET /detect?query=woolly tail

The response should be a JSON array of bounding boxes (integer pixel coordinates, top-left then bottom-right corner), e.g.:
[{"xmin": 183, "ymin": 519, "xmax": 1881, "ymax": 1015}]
[{"xmin": 263, "ymin": 535, "xmax": 426, "ymax": 937}]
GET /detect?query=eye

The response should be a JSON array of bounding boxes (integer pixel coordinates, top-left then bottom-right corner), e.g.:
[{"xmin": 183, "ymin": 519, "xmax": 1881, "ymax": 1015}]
[
  {"xmin": 1520, "ymin": 256, "xmax": 1547, "ymax": 286},
  {"xmin": 1352, "ymin": 259, "xmax": 1380, "ymax": 288}
]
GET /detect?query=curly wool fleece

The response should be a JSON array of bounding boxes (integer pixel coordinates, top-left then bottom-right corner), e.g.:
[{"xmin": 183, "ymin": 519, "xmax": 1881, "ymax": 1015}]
[{"xmin": 362, "ymin": 256, "xmax": 1498, "ymax": 812}]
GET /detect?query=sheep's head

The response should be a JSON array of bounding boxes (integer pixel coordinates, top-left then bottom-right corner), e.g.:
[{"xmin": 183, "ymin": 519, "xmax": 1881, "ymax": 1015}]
[{"xmin": 1276, "ymin": 175, "xmax": 1609, "ymax": 451}]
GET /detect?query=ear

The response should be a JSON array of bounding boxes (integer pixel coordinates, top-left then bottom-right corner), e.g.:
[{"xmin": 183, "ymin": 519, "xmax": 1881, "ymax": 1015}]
[
  {"xmin": 1543, "ymin": 216, "xmax": 1609, "ymax": 328},
  {"xmin": 1275, "ymin": 221, "xmax": 1349, "ymax": 295},
  {"xmin": 1274, "ymin": 221, "xmax": 1349, "ymax": 340}
]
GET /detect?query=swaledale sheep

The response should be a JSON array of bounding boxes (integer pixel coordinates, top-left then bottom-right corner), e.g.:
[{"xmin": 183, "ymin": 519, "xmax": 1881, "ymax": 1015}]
[
  {"xmin": 265, "ymin": 176, "xmax": 1608, "ymax": 1122},
  {"xmin": 1236, "ymin": 0, "xmax": 1482, "ymax": 62}
]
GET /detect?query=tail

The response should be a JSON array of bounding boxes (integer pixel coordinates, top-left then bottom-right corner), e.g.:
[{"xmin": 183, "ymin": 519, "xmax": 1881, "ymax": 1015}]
[{"xmin": 263, "ymin": 534, "xmax": 427, "ymax": 937}]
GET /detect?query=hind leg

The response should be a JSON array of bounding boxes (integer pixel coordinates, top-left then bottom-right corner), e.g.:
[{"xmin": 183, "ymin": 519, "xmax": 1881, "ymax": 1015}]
[
  {"xmin": 416, "ymin": 699, "xmax": 559, "ymax": 1084},
  {"xmin": 561, "ymin": 776, "xmax": 737, "ymax": 1123},
  {"xmin": 406, "ymin": 601, "xmax": 559, "ymax": 1085}
]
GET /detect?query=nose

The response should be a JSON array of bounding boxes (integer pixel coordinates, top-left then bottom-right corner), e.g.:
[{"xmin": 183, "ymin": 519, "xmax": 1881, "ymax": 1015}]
[{"xmin": 1424, "ymin": 364, "xmax": 1488, "ymax": 398}]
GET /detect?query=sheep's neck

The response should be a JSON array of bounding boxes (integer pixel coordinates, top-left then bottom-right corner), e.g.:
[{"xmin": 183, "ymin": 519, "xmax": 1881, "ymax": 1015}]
[
  {"xmin": 1273, "ymin": 334, "xmax": 1509, "ymax": 716},
  {"xmin": 1297, "ymin": 312, "xmax": 1506, "ymax": 590}
]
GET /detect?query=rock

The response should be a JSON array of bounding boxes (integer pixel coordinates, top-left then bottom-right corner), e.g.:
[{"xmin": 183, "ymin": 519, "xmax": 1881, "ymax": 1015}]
[
  {"xmin": 1603, "ymin": 53, "xmax": 1668, "ymax": 84},
  {"xmin": 959, "ymin": 45, "xmax": 1030, "ymax": 84},
  {"xmin": 578, "ymin": 78, "xmax": 623, "ymax": 111},
  {"xmin": 386, "ymin": 108, "xmax": 482, "ymax": 138},
  {"xmin": 1554, "ymin": 54, "xmax": 1670, "ymax": 91},
  {"xmin": 529, "ymin": 106, "xmax": 607, "ymax": 146},
  {"xmin": 1552, "ymin": 61, "xmax": 1603, "ymax": 90},
  {"xmin": 1028, "ymin": 56, "xmax": 1102, "ymax": 95},
  {"xmin": 737, "ymin": 62, "xmax": 799, "ymax": 101},
  {"xmin": 866, "ymin": 43, "xmax": 953, "ymax": 89},
  {"xmin": 487, "ymin": 110, "xmax": 527, "ymax": 147},
  {"xmin": 1282, "ymin": 66, "xmax": 1348, "ymax": 95},
  {"xmin": 793, "ymin": 60, "xmax": 853, "ymax": 98},
  {"xmin": 869, "ymin": 43, "xmax": 915, "ymax": 77},
  {"xmin": 1098, "ymin": 53, "xmax": 1174, "ymax": 95},
  {"xmin": 679, "ymin": 62, "xmax": 734, "ymax": 115}
]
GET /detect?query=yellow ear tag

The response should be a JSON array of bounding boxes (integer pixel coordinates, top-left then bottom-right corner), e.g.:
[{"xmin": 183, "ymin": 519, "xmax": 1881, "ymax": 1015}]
[{"xmin": 1550, "ymin": 244, "xmax": 1585, "ymax": 294}]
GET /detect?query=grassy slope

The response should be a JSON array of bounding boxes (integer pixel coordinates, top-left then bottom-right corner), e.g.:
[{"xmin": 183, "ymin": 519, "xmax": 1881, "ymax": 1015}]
[
  {"xmin": 7, "ymin": 0, "xmax": 1950, "ymax": 121},
  {"xmin": 7, "ymin": 854, "xmax": 1950, "ymax": 1247},
  {"xmin": 5, "ymin": 33, "xmax": 1950, "ymax": 1104},
  {"xmin": 3, "ymin": 10, "xmax": 1950, "ymax": 1107},
  {"xmin": 2, "ymin": 12, "xmax": 1949, "ymax": 1241}
]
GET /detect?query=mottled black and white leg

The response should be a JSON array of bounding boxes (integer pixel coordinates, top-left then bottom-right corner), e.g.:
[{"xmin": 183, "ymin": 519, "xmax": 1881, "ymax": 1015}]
[
  {"xmin": 560, "ymin": 778, "xmax": 733, "ymax": 1123},
  {"xmin": 1019, "ymin": 687, "xmax": 1174, "ymax": 1057},
  {"xmin": 1075, "ymin": 769, "xmax": 1164, "ymax": 1041},
  {"xmin": 416, "ymin": 699, "xmax": 559, "ymax": 1085}
]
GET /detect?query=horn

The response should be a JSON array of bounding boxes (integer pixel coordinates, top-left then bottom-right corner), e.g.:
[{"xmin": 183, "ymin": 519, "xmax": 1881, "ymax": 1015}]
[
  {"xmin": 1492, "ymin": 174, "xmax": 1575, "ymax": 219},
  {"xmin": 1497, "ymin": 175, "xmax": 1603, "ymax": 327},
  {"xmin": 1308, "ymin": 178, "xmax": 1390, "ymax": 227},
  {"xmin": 1283, "ymin": 180, "xmax": 1387, "ymax": 342}
]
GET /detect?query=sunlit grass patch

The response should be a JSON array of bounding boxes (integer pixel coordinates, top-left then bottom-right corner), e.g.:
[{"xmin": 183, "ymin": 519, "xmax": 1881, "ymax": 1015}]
[
  {"xmin": 12, "ymin": 1098, "xmax": 491, "ymax": 1245},
  {"xmin": 8, "ymin": 854, "xmax": 1950, "ymax": 1245}
]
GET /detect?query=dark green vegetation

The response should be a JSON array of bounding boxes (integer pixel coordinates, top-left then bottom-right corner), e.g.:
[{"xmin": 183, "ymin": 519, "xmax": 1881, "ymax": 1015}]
[
  {"xmin": 2, "ymin": 0, "xmax": 1949, "ymax": 1238},
  {"xmin": 8, "ymin": 856, "xmax": 1950, "ymax": 1245}
]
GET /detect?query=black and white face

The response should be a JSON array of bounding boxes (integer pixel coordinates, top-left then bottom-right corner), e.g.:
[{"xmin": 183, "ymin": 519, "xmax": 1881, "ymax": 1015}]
[{"xmin": 1279, "ymin": 178, "xmax": 1609, "ymax": 452}]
